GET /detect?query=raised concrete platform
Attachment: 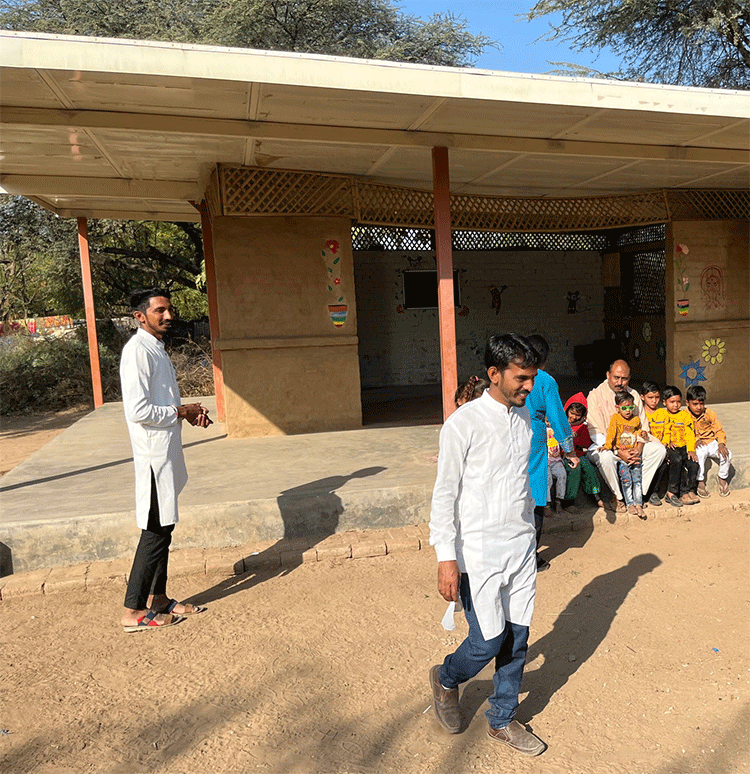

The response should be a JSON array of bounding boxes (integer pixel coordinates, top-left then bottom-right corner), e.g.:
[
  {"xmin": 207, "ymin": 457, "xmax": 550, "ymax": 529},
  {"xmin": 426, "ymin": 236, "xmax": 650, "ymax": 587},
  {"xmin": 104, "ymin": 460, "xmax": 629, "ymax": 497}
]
[{"xmin": 1, "ymin": 397, "xmax": 747, "ymax": 575}]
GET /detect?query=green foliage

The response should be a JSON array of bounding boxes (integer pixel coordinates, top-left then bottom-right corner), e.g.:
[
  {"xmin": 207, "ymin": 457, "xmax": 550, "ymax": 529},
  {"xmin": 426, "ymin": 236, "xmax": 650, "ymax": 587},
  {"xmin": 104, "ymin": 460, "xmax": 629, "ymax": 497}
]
[
  {"xmin": 526, "ymin": 0, "xmax": 750, "ymax": 89},
  {"xmin": 0, "ymin": 0, "xmax": 494, "ymax": 67},
  {"xmin": 0, "ymin": 196, "xmax": 206, "ymax": 321}
]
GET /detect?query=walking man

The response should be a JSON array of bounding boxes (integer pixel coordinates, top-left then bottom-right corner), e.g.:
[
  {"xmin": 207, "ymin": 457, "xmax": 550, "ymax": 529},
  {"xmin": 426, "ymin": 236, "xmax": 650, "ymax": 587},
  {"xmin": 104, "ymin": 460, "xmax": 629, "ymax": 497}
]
[
  {"xmin": 429, "ymin": 334, "xmax": 546, "ymax": 756},
  {"xmin": 120, "ymin": 288, "xmax": 211, "ymax": 632}
]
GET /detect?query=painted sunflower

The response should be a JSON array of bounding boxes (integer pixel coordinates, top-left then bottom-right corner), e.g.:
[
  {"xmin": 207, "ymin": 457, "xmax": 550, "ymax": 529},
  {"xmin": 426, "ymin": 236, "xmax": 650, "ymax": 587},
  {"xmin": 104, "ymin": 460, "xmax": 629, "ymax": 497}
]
[{"xmin": 701, "ymin": 338, "xmax": 726, "ymax": 365}]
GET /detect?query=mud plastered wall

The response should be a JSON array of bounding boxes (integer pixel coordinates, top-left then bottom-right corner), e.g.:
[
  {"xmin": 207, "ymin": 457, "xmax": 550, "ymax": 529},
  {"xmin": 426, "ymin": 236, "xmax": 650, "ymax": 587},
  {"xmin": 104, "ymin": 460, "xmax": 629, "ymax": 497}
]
[
  {"xmin": 668, "ymin": 220, "xmax": 749, "ymax": 404},
  {"xmin": 354, "ymin": 250, "xmax": 604, "ymax": 387}
]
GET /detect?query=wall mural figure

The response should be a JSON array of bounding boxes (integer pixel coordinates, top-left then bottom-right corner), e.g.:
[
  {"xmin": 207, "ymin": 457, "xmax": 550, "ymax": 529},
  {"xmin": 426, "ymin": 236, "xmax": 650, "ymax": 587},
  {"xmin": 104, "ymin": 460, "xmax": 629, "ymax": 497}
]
[
  {"xmin": 489, "ymin": 284, "xmax": 508, "ymax": 315},
  {"xmin": 406, "ymin": 254, "xmax": 422, "ymax": 268},
  {"xmin": 675, "ymin": 243, "xmax": 690, "ymax": 317},
  {"xmin": 457, "ymin": 305, "xmax": 470, "ymax": 317},
  {"xmin": 679, "ymin": 359, "xmax": 707, "ymax": 388},
  {"xmin": 566, "ymin": 290, "xmax": 580, "ymax": 314},
  {"xmin": 700, "ymin": 265, "xmax": 726, "ymax": 310},
  {"xmin": 322, "ymin": 239, "xmax": 347, "ymax": 328}
]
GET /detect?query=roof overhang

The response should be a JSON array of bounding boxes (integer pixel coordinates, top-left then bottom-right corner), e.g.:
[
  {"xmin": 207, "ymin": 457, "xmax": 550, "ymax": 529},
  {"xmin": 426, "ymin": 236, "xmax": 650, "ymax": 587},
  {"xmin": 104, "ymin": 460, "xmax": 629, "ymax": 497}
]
[{"xmin": 1, "ymin": 31, "xmax": 749, "ymax": 222}]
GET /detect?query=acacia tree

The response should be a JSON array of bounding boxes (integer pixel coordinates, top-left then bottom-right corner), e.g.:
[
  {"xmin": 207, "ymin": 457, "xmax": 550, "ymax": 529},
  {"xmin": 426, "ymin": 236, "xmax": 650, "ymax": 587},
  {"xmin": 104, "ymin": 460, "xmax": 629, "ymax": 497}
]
[
  {"xmin": 526, "ymin": 0, "xmax": 750, "ymax": 89},
  {"xmin": 0, "ymin": 0, "xmax": 493, "ymax": 320}
]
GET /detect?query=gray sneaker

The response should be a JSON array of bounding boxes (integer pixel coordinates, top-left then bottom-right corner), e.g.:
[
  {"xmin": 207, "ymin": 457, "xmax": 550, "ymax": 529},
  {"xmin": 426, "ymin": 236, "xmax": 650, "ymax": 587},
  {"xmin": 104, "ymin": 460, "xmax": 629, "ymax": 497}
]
[
  {"xmin": 429, "ymin": 664, "xmax": 461, "ymax": 733},
  {"xmin": 488, "ymin": 720, "xmax": 546, "ymax": 756}
]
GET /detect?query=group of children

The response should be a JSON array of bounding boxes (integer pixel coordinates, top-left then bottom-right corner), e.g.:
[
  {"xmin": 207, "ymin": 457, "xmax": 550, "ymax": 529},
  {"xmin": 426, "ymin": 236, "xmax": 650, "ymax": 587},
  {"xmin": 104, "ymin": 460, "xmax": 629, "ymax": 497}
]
[{"xmin": 455, "ymin": 376, "xmax": 733, "ymax": 517}]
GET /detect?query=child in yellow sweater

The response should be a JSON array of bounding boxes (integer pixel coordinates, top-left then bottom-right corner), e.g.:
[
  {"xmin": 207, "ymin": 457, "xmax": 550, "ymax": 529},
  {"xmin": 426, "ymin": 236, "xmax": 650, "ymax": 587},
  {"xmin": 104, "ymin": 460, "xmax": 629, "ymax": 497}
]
[
  {"xmin": 660, "ymin": 385, "xmax": 700, "ymax": 507},
  {"xmin": 640, "ymin": 380, "xmax": 669, "ymax": 507},
  {"xmin": 601, "ymin": 391, "xmax": 649, "ymax": 519}
]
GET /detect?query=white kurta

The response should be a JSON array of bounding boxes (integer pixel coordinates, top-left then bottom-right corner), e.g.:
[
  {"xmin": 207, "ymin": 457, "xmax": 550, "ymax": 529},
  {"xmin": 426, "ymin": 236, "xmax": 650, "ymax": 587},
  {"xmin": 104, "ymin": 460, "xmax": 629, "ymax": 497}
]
[
  {"xmin": 120, "ymin": 327, "xmax": 187, "ymax": 529},
  {"xmin": 429, "ymin": 390, "xmax": 537, "ymax": 640}
]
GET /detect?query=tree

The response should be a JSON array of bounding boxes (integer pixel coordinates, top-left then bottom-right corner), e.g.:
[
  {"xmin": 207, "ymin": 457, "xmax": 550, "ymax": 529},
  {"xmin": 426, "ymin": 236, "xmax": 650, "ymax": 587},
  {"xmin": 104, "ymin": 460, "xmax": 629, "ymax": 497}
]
[
  {"xmin": 526, "ymin": 0, "xmax": 750, "ymax": 89},
  {"xmin": 0, "ymin": 0, "xmax": 494, "ymax": 67},
  {"xmin": 0, "ymin": 196, "xmax": 206, "ymax": 321},
  {"xmin": 0, "ymin": 1, "xmax": 493, "ymax": 322}
]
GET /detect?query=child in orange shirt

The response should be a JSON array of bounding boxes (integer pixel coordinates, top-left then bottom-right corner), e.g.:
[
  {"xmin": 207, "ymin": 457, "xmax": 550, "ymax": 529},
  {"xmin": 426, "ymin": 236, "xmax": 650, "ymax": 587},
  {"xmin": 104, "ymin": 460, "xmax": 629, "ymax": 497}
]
[
  {"xmin": 601, "ymin": 391, "xmax": 649, "ymax": 519},
  {"xmin": 686, "ymin": 385, "xmax": 733, "ymax": 497},
  {"xmin": 661, "ymin": 385, "xmax": 700, "ymax": 507}
]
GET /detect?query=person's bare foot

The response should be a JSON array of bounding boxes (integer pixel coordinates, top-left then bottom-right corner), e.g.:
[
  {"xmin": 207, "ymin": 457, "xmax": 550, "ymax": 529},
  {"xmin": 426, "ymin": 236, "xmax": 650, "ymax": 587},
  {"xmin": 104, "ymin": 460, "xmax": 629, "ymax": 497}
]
[
  {"xmin": 627, "ymin": 504, "xmax": 638, "ymax": 516},
  {"xmin": 609, "ymin": 499, "xmax": 626, "ymax": 513},
  {"xmin": 554, "ymin": 499, "xmax": 562, "ymax": 514},
  {"xmin": 634, "ymin": 505, "xmax": 647, "ymax": 520},
  {"xmin": 595, "ymin": 498, "xmax": 605, "ymax": 509}
]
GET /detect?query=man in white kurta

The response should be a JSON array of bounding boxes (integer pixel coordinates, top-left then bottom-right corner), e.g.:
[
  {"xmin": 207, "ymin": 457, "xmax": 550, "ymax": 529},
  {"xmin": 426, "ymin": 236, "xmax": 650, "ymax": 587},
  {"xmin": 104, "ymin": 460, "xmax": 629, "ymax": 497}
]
[
  {"xmin": 120, "ymin": 288, "xmax": 211, "ymax": 632},
  {"xmin": 429, "ymin": 334, "xmax": 546, "ymax": 757}
]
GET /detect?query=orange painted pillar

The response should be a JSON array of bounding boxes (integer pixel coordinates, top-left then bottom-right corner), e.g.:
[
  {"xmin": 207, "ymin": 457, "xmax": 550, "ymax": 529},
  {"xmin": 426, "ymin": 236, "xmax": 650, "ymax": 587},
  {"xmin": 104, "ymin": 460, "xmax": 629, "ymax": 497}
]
[
  {"xmin": 432, "ymin": 147, "xmax": 458, "ymax": 422},
  {"xmin": 77, "ymin": 217, "xmax": 103, "ymax": 408},
  {"xmin": 199, "ymin": 202, "xmax": 226, "ymax": 422}
]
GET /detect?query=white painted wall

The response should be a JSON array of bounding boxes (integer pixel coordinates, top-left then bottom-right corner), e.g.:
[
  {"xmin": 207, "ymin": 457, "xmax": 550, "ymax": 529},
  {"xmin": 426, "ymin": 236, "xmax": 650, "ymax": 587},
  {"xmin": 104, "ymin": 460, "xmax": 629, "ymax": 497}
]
[{"xmin": 354, "ymin": 250, "xmax": 604, "ymax": 387}]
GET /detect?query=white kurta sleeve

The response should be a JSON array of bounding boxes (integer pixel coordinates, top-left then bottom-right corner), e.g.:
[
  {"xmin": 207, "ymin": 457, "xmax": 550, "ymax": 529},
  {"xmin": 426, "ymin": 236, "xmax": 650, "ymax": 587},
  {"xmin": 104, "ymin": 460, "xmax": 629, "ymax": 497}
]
[
  {"xmin": 429, "ymin": 419, "xmax": 468, "ymax": 563},
  {"xmin": 120, "ymin": 343, "xmax": 179, "ymax": 428}
]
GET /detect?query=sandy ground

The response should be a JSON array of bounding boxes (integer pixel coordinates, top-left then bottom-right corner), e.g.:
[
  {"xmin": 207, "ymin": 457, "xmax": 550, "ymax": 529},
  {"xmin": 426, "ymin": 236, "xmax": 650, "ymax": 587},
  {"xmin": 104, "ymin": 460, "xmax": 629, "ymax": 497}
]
[
  {"xmin": 2, "ymin": 501, "xmax": 749, "ymax": 774},
  {"xmin": 0, "ymin": 408, "xmax": 89, "ymax": 476}
]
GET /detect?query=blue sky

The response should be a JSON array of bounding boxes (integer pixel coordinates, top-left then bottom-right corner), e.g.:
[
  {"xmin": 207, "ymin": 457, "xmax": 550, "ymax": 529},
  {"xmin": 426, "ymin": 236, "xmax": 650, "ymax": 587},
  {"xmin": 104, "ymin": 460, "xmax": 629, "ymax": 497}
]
[{"xmin": 400, "ymin": 0, "xmax": 622, "ymax": 76}]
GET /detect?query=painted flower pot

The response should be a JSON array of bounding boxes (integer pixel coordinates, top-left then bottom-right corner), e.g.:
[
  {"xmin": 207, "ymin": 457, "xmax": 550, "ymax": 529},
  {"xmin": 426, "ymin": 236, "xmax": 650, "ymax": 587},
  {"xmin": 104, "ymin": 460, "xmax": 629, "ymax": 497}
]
[
  {"xmin": 677, "ymin": 298, "xmax": 689, "ymax": 316},
  {"xmin": 328, "ymin": 304, "xmax": 348, "ymax": 328}
]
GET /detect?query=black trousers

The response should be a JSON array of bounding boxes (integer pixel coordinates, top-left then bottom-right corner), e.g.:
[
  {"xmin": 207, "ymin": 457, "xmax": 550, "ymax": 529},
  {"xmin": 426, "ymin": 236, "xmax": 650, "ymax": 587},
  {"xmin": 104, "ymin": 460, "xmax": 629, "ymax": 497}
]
[
  {"xmin": 123, "ymin": 470, "xmax": 175, "ymax": 610},
  {"xmin": 646, "ymin": 458, "xmax": 669, "ymax": 499},
  {"xmin": 666, "ymin": 446, "xmax": 699, "ymax": 497},
  {"xmin": 534, "ymin": 505, "xmax": 545, "ymax": 549}
]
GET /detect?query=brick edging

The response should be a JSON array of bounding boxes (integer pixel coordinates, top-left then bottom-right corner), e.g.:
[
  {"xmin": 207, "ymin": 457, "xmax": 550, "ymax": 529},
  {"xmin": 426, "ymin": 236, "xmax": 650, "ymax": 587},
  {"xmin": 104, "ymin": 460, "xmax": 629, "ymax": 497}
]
[{"xmin": 1, "ymin": 496, "xmax": 747, "ymax": 600}]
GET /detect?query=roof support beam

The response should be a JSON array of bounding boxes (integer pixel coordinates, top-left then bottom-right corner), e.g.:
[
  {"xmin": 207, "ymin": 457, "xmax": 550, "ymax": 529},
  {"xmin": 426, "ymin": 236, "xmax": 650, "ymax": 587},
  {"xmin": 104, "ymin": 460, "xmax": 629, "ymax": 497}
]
[
  {"xmin": 2, "ymin": 107, "xmax": 745, "ymax": 165},
  {"xmin": 0, "ymin": 175, "xmax": 201, "ymax": 200}
]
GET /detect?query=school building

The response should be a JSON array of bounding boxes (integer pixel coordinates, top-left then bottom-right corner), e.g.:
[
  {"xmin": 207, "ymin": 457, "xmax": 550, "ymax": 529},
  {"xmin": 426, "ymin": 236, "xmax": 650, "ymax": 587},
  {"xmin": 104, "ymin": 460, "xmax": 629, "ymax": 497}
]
[{"xmin": 2, "ymin": 31, "xmax": 748, "ymax": 437}]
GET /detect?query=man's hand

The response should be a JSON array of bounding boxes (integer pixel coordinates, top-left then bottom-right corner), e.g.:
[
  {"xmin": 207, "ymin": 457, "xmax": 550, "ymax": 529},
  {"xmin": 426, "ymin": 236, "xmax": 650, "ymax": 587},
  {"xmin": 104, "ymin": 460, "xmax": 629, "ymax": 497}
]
[
  {"xmin": 564, "ymin": 453, "xmax": 579, "ymax": 469},
  {"xmin": 688, "ymin": 450, "xmax": 698, "ymax": 463},
  {"xmin": 718, "ymin": 443, "xmax": 729, "ymax": 460},
  {"xmin": 178, "ymin": 403, "xmax": 213, "ymax": 428},
  {"xmin": 438, "ymin": 561, "xmax": 461, "ymax": 603}
]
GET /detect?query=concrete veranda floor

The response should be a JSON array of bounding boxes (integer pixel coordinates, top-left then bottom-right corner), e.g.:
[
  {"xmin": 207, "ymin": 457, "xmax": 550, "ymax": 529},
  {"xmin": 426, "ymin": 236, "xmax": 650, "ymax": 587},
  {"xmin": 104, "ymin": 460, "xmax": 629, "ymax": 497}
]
[{"xmin": 1, "ymin": 391, "xmax": 747, "ymax": 575}]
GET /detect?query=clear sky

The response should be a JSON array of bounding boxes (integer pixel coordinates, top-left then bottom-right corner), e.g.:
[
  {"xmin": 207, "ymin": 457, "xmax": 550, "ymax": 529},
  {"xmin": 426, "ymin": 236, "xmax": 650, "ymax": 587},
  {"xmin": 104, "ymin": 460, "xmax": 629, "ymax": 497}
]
[{"xmin": 399, "ymin": 0, "xmax": 622, "ymax": 76}]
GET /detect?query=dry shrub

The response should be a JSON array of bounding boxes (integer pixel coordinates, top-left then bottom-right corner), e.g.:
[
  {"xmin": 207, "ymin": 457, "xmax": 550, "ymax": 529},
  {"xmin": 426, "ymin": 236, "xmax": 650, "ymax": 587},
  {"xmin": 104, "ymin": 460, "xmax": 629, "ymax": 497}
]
[
  {"xmin": 166, "ymin": 337, "xmax": 215, "ymax": 398},
  {"xmin": 0, "ymin": 328, "xmax": 214, "ymax": 415}
]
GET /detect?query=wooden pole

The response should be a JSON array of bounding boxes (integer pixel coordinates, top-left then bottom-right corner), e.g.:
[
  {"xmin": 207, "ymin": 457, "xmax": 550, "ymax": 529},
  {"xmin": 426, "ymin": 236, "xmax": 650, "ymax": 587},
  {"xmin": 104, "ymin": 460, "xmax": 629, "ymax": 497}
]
[
  {"xmin": 432, "ymin": 147, "xmax": 457, "ymax": 421},
  {"xmin": 199, "ymin": 202, "xmax": 226, "ymax": 422},
  {"xmin": 77, "ymin": 217, "xmax": 103, "ymax": 408}
]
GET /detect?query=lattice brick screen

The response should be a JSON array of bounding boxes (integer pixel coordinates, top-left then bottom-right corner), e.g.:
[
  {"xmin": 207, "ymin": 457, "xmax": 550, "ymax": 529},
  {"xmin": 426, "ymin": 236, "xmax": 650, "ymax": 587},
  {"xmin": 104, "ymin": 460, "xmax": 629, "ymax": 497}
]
[
  {"xmin": 354, "ymin": 182, "xmax": 434, "ymax": 228},
  {"xmin": 212, "ymin": 165, "xmax": 748, "ymax": 232},
  {"xmin": 218, "ymin": 165, "xmax": 353, "ymax": 217},
  {"xmin": 666, "ymin": 189, "xmax": 750, "ymax": 221}
]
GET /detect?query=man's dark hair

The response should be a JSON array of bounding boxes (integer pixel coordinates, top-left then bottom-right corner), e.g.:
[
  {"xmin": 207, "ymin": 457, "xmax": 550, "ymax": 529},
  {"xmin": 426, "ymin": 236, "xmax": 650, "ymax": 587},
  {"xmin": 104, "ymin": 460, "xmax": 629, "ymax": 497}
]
[
  {"xmin": 526, "ymin": 334, "xmax": 549, "ymax": 364},
  {"xmin": 130, "ymin": 287, "xmax": 171, "ymax": 312},
  {"xmin": 614, "ymin": 391, "xmax": 633, "ymax": 406},
  {"xmin": 641, "ymin": 380, "xmax": 660, "ymax": 396},
  {"xmin": 662, "ymin": 384, "xmax": 682, "ymax": 400},
  {"xmin": 686, "ymin": 385, "xmax": 707, "ymax": 401},
  {"xmin": 485, "ymin": 334, "xmax": 542, "ymax": 372}
]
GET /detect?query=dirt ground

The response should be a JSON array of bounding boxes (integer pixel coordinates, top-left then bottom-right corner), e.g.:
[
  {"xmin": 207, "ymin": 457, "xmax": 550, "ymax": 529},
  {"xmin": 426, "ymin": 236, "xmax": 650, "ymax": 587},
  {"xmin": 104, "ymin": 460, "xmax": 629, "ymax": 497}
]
[
  {"xmin": 0, "ymin": 408, "xmax": 89, "ymax": 476},
  {"xmin": 2, "ymin": 500, "xmax": 748, "ymax": 774}
]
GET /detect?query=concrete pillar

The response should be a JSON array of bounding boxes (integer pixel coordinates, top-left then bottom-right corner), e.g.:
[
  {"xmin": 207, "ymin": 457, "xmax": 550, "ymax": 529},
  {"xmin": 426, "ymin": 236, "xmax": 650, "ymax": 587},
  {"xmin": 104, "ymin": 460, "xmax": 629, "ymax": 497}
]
[{"xmin": 211, "ymin": 216, "xmax": 362, "ymax": 437}]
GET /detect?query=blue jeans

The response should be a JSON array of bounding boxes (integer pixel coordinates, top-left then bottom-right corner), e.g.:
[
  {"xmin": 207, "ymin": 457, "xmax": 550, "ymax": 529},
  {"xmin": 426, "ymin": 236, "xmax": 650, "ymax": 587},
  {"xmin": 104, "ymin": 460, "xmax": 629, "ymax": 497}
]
[
  {"xmin": 439, "ymin": 574, "xmax": 529, "ymax": 730},
  {"xmin": 617, "ymin": 459, "xmax": 643, "ymax": 506}
]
